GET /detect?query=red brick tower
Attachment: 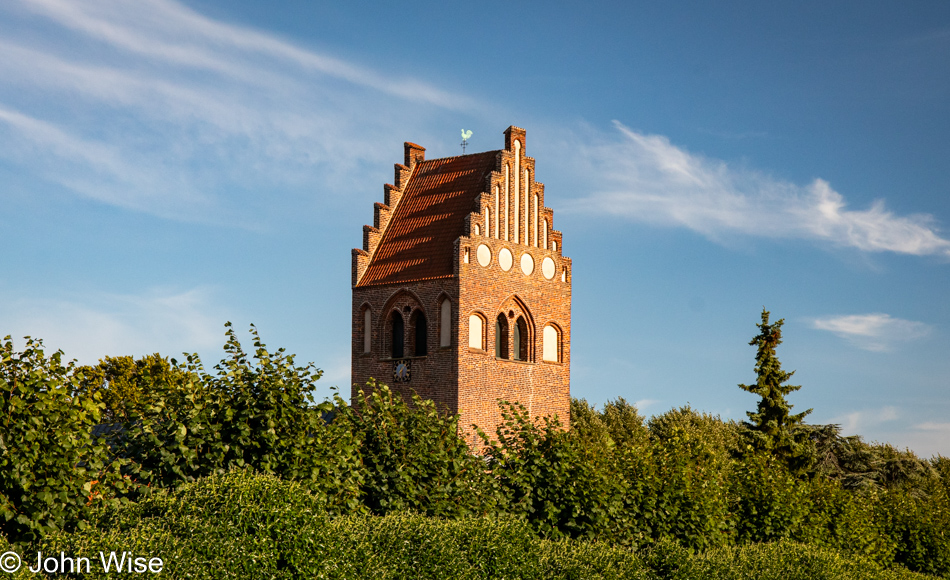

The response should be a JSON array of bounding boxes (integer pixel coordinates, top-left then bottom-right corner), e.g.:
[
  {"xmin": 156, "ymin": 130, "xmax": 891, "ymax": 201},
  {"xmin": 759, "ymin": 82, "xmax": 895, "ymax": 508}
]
[{"xmin": 351, "ymin": 126, "xmax": 571, "ymax": 442}]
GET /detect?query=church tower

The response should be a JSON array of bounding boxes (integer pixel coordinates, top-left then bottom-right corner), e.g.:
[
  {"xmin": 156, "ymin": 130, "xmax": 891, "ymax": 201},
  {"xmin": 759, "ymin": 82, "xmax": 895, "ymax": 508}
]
[{"xmin": 351, "ymin": 126, "xmax": 571, "ymax": 441}]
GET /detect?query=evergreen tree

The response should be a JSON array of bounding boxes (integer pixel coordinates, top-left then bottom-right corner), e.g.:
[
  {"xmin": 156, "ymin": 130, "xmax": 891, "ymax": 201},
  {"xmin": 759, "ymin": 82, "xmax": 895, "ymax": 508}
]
[{"xmin": 739, "ymin": 309, "xmax": 813, "ymax": 473}]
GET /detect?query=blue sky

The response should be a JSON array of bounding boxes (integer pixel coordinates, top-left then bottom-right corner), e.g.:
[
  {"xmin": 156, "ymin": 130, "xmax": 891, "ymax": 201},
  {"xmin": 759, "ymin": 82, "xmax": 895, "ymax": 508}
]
[{"xmin": 2, "ymin": 0, "xmax": 949, "ymax": 456}]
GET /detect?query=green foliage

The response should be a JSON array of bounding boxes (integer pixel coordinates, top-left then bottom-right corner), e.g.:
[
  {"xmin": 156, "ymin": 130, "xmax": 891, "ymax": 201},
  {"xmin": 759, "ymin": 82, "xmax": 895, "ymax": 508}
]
[
  {"xmin": 738, "ymin": 308, "xmax": 813, "ymax": 474},
  {"xmin": 643, "ymin": 538, "xmax": 934, "ymax": 580},
  {"xmin": 933, "ymin": 456, "xmax": 950, "ymax": 497},
  {"xmin": 811, "ymin": 424, "xmax": 939, "ymax": 493},
  {"xmin": 342, "ymin": 382, "xmax": 496, "ymax": 517},
  {"xmin": 482, "ymin": 401, "xmax": 628, "ymax": 541},
  {"xmin": 634, "ymin": 421, "xmax": 733, "ymax": 550},
  {"xmin": 117, "ymin": 323, "xmax": 362, "ymax": 512},
  {"xmin": 76, "ymin": 354, "xmax": 192, "ymax": 422},
  {"xmin": 29, "ymin": 470, "xmax": 937, "ymax": 580},
  {"xmin": 0, "ymin": 336, "xmax": 128, "ymax": 544},
  {"xmin": 648, "ymin": 406, "xmax": 740, "ymax": 472},
  {"xmin": 882, "ymin": 487, "xmax": 950, "ymax": 576},
  {"xmin": 4, "ymin": 320, "xmax": 948, "ymax": 578},
  {"xmin": 37, "ymin": 470, "xmax": 650, "ymax": 580},
  {"xmin": 729, "ymin": 451, "xmax": 814, "ymax": 543}
]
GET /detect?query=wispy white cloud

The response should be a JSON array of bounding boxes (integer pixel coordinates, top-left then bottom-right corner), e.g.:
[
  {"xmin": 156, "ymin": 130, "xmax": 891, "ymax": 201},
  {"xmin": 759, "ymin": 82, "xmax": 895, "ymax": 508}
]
[
  {"xmin": 567, "ymin": 121, "xmax": 950, "ymax": 257},
  {"xmin": 634, "ymin": 398, "xmax": 661, "ymax": 412},
  {"xmin": 13, "ymin": 0, "xmax": 474, "ymax": 109},
  {"xmin": 0, "ymin": 287, "xmax": 229, "ymax": 365},
  {"xmin": 829, "ymin": 406, "xmax": 900, "ymax": 435},
  {"xmin": 892, "ymin": 422, "xmax": 950, "ymax": 459},
  {"xmin": 0, "ymin": 0, "xmax": 477, "ymax": 223},
  {"xmin": 810, "ymin": 313, "xmax": 930, "ymax": 351}
]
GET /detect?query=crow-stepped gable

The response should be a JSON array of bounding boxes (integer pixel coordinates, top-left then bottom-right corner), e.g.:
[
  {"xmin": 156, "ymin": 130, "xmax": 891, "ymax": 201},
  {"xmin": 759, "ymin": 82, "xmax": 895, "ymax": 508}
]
[{"xmin": 351, "ymin": 126, "xmax": 571, "ymax": 442}]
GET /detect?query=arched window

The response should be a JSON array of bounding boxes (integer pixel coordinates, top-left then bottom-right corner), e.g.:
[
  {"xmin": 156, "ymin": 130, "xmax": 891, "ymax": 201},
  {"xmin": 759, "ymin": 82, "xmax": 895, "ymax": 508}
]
[
  {"xmin": 495, "ymin": 314, "xmax": 509, "ymax": 360},
  {"xmin": 363, "ymin": 308, "xmax": 372, "ymax": 353},
  {"xmin": 514, "ymin": 316, "xmax": 529, "ymax": 361},
  {"xmin": 543, "ymin": 325, "xmax": 560, "ymax": 362},
  {"xmin": 440, "ymin": 299, "xmax": 451, "ymax": 347},
  {"xmin": 411, "ymin": 310, "xmax": 427, "ymax": 356},
  {"xmin": 390, "ymin": 311, "xmax": 404, "ymax": 358},
  {"xmin": 469, "ymin": 314, "xmax": 485, "ymax": 350}
]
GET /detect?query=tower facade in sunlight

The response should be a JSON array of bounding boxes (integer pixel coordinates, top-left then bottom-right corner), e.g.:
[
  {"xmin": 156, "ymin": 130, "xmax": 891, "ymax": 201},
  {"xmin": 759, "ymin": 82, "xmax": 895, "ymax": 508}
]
[{"xmin": 351, "ymin": 126, "xmax": 571, "ymax": 442}]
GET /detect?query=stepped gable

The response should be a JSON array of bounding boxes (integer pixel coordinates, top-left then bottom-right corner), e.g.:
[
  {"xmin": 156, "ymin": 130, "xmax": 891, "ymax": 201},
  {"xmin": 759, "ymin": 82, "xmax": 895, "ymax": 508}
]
[
  {"xmin": 351, "ymin": 125, "xmax": 572, "ymax": 443},
  {"xmin": 355, "ymin": 146, "xmax": 499, "ymax": 287}
]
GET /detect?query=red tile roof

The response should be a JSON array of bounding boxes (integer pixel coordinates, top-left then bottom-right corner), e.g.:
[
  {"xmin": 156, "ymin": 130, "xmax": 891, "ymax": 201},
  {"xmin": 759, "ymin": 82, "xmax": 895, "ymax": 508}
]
[{"xmin": 358, "ymin": 151, "xmax": 498, "ymax": 286}]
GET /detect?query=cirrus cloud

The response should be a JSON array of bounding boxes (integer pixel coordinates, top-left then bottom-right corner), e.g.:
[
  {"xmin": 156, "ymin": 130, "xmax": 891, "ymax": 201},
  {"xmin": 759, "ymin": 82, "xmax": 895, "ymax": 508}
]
[
  {"xmin": 810, "ymin": 313, "xmax": 931, "ymax": 351},
  {"xmin": 567, "ymin": 121, "xmax": 950, "ymax": 257}
]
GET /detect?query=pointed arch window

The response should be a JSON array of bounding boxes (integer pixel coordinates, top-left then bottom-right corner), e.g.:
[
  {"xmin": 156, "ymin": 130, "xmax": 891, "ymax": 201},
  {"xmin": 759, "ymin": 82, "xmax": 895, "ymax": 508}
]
[
  {"xmin": 411, "ymin": 310, "xmax": 427, "ymax": 356},
  {"xmin": 390, "ymin": 311, "xmax": 404, "ymax": 358},
  {"xmin": 514, "ymin": 316, "xmax": 529, "ymax": 361},
  {"xmin": 495, "ymin": 314, "xmax": 509, "ymax": 360}
]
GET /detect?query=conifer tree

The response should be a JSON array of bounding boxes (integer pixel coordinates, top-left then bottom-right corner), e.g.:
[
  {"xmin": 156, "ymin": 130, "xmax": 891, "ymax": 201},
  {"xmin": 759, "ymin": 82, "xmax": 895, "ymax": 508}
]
[{"xmin": 739, "ymin": 308, "xmax": 813, "ymax": 473}]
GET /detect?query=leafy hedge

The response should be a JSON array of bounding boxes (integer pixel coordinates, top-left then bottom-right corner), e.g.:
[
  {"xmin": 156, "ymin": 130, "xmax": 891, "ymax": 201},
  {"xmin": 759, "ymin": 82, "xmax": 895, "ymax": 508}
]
[
  {"xmin": 0, "ymin": 337, "xmax": 130, "ymax": 542},
  {"xmin": 2, "ymin": 326, "xmax": 948, "ymax": 578},
  {"xmin": 21, "ymin": 471, "xmax": 936, "ymax": 580}
]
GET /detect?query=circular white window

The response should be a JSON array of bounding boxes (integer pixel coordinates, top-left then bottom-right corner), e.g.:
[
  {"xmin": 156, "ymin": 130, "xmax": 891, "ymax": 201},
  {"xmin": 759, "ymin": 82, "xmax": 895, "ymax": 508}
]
[
  {"xmin": 476, "ymin": 244, "xmax": 492, "ymax": 267},
  {"xmin": 520, "ymin": 253, "xmax": 534, "ymax": 276},
  {"xmin": 498, "ymin": 248, "xmax": 513, "ymax": 272},
  {"xmin": 542, "ymin": 257, "xmax": 556, "ymax": 280}
]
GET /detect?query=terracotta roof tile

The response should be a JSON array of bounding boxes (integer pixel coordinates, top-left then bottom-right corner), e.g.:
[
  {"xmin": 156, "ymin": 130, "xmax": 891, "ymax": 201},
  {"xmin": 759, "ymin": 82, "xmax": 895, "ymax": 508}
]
[{"xmin": 358, "ymin": 151, "xmax": 498, "ymax": 286}]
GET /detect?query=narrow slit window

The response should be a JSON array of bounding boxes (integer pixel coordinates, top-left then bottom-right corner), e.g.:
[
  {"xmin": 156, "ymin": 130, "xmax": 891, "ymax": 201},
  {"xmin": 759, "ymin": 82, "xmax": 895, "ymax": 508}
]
[
  {"xmin": 363, "ymin": 308, "xmax": 372, "ymax": 353},
  {"xmin": 440, "ymin": 299, "xmax": 452, "ymax": 347}
]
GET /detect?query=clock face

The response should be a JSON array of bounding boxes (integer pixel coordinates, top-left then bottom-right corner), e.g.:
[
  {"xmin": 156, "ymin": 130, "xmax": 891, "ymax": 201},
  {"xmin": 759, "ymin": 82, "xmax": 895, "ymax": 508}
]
[{"xmin": 393, "ymin": 360, "xmax": 411, "ymax": 383}]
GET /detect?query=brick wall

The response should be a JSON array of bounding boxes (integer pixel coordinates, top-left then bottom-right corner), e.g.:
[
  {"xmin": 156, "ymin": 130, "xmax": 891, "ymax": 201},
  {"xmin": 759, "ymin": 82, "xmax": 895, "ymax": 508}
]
[
  {"xmin": 351, "ymin": 279, "xmax": 460, "ymax": 414},
  {"xmin": 350, "ymin": 126, "xmax": 571, "ymax": 445}
]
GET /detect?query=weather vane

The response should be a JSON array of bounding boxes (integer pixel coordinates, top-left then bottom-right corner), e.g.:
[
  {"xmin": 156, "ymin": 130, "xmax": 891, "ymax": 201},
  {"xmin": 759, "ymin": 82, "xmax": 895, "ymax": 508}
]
[{"xmin": 460, "ymin": 129, "xmax": 472, "ymax": 154}]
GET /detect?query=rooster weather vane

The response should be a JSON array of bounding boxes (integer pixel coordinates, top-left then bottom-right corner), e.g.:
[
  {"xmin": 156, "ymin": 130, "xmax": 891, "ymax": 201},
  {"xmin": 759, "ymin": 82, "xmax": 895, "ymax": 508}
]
[{"xmin": 460, "ymin": 129, "xmax": 472, "ymax": 154}]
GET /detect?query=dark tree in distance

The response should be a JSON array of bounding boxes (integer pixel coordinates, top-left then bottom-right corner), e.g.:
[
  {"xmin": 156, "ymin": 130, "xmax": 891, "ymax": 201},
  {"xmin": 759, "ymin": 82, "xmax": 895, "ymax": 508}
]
[{"xmin": 739, "ymin": 309, "xmax": 813, "ymax": 474}]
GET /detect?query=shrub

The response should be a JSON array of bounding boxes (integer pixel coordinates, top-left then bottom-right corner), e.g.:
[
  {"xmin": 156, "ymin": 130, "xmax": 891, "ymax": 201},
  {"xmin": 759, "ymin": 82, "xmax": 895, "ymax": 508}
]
[
  {"xmin": 342, "ymin": 382, "xmax": 497, "ymax": 517},
  {"xmin": 116, "ymin": 324, "xmax": 362, "ymax": 512},
  {"xmin": 481, "ymin": 401, "xmax": 628, "ymax": 542},
  {"xmin": 0, "ymin": 336, "xmax": 127, "ymax": 543}
]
